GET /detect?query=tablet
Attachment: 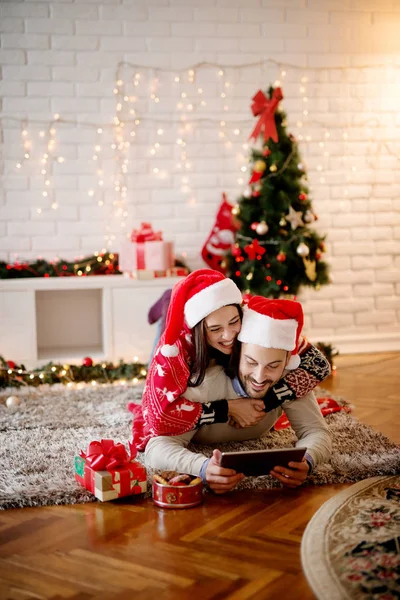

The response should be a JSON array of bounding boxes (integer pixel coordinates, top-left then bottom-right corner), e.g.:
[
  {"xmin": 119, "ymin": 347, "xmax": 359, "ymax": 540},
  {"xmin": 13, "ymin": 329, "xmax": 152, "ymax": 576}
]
[{"xmin": 220, "ymin": 447, "xmax": 307, "ymax": 477}]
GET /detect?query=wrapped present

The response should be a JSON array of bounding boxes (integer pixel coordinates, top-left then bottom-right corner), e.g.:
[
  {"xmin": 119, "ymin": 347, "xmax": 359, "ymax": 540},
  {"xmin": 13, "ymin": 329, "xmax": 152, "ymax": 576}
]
[
  {"xmin": 166, "ymin": 267, "xmax": 189, "ymax": 277},
  {"xmin": 130, "ymin": 269, "xmax": 167, "ymax": 280},
  {"xmin": 119, "ymin": 222, "xmax": 174, "ymax": 273},
  {"xmin": 74, "ymin": 439, "xmax": 147, "ymax": 502}
]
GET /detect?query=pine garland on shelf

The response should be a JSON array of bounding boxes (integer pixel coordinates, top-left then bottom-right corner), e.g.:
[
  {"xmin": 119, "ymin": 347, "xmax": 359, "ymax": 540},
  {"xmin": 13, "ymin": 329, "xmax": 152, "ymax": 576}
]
[
  {"xmin": 0, "ymin": 355, "xmax": 148, "ymax": 389},
  {"xmin": 0, "ymin": 252, "xmax": 121, "ymax": 279}
]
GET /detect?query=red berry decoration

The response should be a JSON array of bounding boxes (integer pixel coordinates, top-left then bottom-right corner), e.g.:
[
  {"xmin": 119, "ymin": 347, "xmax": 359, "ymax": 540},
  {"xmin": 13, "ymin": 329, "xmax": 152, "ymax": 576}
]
[
  {"xmin": 299, "ymin": 193, "xmax": 307, "ymax": 201},
  {"xmin": 250, "ymin": 222, "xmax": 258, "ymax": 231},
  {"xmin": 315, "ymin": 250, "xmax": 322, "ymax": 260},
  {"xmin": 232, "ymin": 245, "xmax": 241, "ymax": 257},
  {"xmin": 82, "ymin": 357, "xmax": 93, "ymax": 367},
  {"xmin": 276, "ymin": 251, "xmax": 287, "ymax": 263},
  {"xmin": 7, "ymin": 360, "xmax": 16, "ymax": 369},
  {"xmin": 263, "ymin": 148, "xmax": 271, "ymax": 157}
]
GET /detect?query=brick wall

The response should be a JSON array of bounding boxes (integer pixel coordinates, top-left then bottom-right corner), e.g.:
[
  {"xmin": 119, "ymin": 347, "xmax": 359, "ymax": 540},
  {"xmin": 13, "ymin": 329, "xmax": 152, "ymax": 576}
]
[{"xmin": 1, "ymin": 0, "xmax": 399, "ymax": 353}]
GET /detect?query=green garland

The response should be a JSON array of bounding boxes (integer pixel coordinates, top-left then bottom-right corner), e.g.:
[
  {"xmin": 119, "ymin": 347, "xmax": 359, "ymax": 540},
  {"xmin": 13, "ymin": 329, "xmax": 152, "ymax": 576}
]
[
  {"xmin": 0, "ymin": 252, "xmax": 121, "ymax": 279},
  {"xmin": 0, "ymin": 355, "xmax": 148, "ymax": 389}
]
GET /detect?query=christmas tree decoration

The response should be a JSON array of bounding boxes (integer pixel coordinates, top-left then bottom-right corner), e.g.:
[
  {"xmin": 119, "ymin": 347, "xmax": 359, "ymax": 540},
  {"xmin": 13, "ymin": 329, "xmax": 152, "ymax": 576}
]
[
  {"xmin": 255, "ymin": 221, "xmax": 269, "ymax": 235},
  {"xmin": 249, "ymin": 160, "xmax": 267, "ymax": 184},
  {"xmin": 286, "ymin": 206, "xmax": 304, "ymax": 230},
  {"xmin": 303, "ymin": 257, "xmax": 317, "ymax": 281},
  {"xmin": 249, "ymin": 87, "xmax": 283, "ymax": 144},
  {"xmin": 227, "ymin": 85, "xmax": 329, "ymax": 298},
  {"xmin": 276, "ymin": 251, "xmax": 287, "ymax": 262},
  {"xmin": 6, "ymin": 395, "xmax": 21, "ymax": 408},
  {"xmin": 303, "ymin": 210, "xmax": 315, "ymax": 223},
  {"xmin": 0, "ymin": 252, "xmax": 121, "ymax": 280},
  {"xmin": 296, "ymin": 242, "xmax": 310, "ymax": 257},
  {"xmin": 244, "ymin": 239, "xmax": 266, "ymax": 260},
  {"xmin": 0, "ymin": 355, "xmax": 148, "ymax": 389},
  {"xmin": 201, "ymin": 193, "xmax": 238, "ymax": 274},
  {"xmin": 82, "ymin": 357, "xmax": 93, "ymax": 367}
]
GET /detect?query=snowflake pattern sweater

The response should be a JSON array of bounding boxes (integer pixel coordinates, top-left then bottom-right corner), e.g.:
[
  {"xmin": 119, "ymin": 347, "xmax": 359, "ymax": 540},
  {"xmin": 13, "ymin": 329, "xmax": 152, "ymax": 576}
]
[{"xmin": 131, "ymin": 329, "xmax": 331, "ymax": 451}]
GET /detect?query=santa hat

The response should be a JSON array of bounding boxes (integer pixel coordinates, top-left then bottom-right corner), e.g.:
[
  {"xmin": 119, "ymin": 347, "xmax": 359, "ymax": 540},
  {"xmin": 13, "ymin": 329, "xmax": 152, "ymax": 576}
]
[
  {"xmin": 161, "ymin": 269, "xmax": 242, "ymax": 357},
  {"xmin": 238, "ymin": 296, "xmax": 304, "ymax": 370}
]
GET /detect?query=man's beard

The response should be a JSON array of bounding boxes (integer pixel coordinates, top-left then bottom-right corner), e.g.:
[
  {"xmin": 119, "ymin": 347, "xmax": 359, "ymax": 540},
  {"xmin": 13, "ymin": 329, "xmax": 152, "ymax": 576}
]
[{"xmin": 240, "ymin": 374, "xmax": 275, "ymax": 398}]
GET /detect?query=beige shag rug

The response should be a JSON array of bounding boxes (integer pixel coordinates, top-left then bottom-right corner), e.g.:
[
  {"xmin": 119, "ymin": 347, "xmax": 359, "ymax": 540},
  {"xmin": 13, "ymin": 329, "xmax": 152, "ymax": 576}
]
[
  {"xmin": 301, "ymin": 475, "xmax": 400, "ymax": 600},
  {"xmin": 0, "ymin": 385, "xmax": 399, "ymax": 509}
]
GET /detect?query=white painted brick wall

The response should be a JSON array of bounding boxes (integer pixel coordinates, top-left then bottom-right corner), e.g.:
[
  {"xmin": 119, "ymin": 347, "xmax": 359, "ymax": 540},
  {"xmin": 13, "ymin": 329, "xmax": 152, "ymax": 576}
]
[{"xmin": 1, "ymin": 0, "xmax": 399, "ymax": 353}]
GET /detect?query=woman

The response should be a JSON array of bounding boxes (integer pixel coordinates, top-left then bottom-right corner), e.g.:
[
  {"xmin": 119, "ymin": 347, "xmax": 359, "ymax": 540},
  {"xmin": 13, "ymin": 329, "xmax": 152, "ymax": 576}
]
[{"xmin": 131, "ymin": 269, "xmax": 331, "ymax": 451}]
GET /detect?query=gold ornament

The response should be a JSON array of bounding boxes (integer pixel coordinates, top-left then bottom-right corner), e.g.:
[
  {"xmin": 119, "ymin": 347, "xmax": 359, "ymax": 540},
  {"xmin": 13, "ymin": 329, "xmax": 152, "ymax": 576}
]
[
  {"xmin": 303, "ymin": 257, "xmax": 316, "ymax": 281},
  {"xmin": 231, "ymin": 205, "xmax": 240, "ymax": 216},
  {"xmin": 279, "ymin": 218, "xmax": 286, "ymax": 226},
  {"xmin": 220, "ymin": 260, "xmax": 226, "ymax": 269},
  {"xmin": 246, "ymin": 272, "xmax": 253, "ymax": 281},
  {"xmin": 269, "ymin": 164, "xmax": 278, "ymax": 172},
  {"xmin": 253, "ymin": 160, "xmax": 267, "ymax": 173}
]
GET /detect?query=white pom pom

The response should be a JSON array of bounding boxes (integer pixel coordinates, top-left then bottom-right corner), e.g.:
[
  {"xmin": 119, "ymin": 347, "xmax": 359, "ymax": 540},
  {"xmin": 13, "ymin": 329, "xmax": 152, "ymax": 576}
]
[
  {"xmin": 161, "ymin": 344, "xmax": 179, "ymax": 358},
  {"xmin": 286, "ymin": 354, "xmax": 301, "ymax": 370}
]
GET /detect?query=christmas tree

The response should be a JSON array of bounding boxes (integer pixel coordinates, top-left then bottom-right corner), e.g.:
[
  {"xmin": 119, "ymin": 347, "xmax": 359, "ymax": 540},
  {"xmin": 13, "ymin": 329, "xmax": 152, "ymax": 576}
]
[{"xmin": 228, "ymin": 86, "xmax": 330, "ymax": 298}]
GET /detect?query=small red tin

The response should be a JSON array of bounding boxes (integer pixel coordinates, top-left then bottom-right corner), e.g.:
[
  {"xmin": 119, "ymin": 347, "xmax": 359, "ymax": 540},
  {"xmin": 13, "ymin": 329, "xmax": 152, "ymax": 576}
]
[{"xmin": 152, "ymin": 479, "xmax": 203, "ymax": 509}]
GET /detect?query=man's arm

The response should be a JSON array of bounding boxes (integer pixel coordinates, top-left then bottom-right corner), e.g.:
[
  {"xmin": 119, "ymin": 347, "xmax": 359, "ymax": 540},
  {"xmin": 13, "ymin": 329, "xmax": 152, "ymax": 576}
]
[{"xmin": 282, "ymin": 391, "xmax": 332, "ymax": 467}]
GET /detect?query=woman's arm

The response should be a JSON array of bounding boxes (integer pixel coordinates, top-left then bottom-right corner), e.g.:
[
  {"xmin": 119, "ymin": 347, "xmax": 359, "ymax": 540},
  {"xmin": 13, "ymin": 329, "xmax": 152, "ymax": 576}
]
[{"xmin": 262, "ymin": 339, "xmax": 331, "ymax": 412}]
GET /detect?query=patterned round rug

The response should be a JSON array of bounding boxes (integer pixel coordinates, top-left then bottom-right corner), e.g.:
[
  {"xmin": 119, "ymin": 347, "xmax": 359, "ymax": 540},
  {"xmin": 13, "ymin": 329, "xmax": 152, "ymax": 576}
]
[{"xmin": 301, "ymin": 475, "xmax": 400, "ymax": 600}]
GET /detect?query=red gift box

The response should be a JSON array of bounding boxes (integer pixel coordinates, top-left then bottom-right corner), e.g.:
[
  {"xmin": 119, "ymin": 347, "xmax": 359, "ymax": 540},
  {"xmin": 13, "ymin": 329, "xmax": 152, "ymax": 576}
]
[
  {"xmin": 119, "ymin": 222, "xmax": 174, "ymax": 273},
  {"xmin": 74, "ymin": 439, "xmax": 147, "ymax": 502}
]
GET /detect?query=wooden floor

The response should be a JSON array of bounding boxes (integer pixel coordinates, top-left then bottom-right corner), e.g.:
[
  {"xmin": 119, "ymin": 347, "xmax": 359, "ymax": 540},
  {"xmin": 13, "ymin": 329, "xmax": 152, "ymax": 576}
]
[{"xmin": 0, "ymin": 352, "xmax": 399, "ymax": 600}]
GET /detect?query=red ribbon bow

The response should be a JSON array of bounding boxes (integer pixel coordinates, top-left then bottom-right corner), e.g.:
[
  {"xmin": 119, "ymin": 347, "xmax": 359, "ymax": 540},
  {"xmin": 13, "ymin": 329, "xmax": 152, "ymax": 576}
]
[
  {"xmin": 130, "ymin": 222, "xmax": 163, "ymax": 243},
  {"xmin": 80, "ymin": 439, "xmax": 137, "ymax": 471},
  {"xmin": 249, "ymin": 87, "xmax": 283, "ymax": 144},
  {"xmin": 244, "ymin": 239, "xmax": 266, "ymax": 260}
]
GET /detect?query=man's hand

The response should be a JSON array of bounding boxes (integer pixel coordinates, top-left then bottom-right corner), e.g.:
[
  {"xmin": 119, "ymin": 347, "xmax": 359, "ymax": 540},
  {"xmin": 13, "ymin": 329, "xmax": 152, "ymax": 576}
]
[
  {"xmin": 205, "ymin": 449, "xmax": 244, "ymax": 494},
  {"xmin": 227, "ymin": 398, "xmax": 265, "ymax": 428},
  {"xmin": 270, "ymin": 458, "xmax": 309, "ymax": 488}
]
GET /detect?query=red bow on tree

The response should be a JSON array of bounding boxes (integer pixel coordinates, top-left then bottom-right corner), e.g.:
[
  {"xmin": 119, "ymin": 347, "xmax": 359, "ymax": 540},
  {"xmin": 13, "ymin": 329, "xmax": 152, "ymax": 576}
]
[
  {"xmin": 244, "ymin": 239, "xmax": 266, "ymax": 260},
  {"xmin": 249, "ymin": 87, "xmax": 283, "ymax": 144}
]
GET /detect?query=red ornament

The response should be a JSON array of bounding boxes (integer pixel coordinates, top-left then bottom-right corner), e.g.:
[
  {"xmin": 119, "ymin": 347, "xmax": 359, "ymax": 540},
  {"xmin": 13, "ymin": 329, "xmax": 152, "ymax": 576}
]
[
  {"xmin": 231, "ymin": 244, "xmax": 241, "ymax": 257},
  {"xmin": 250, "ymin": 222, "xmax": 258, "ymax": 231},
  {"xmin": 283, "ymin": 285, "xmax": 289, "ymax": 291},
  {"xmin": 315, "ymin": 250, "xmax": 322, "ymax": 260},
  {"xmin": 235, "ymin": 270, "xmax": 241, "ymax": 277},
  {"xmin": 263, "ymin": 148, "xmax": 271, "ymax": 157},
  {"xmin": 266, "ymin": 275, "xmax": 272, "ymax": 281},
  {"xmin": 7, "ymin": 360, "xmax": 16, "ymax": 369},
  {"xmin": 82, "ymin": 357, "xmax": 93, "ymax": 367},
  {"xmin": 299, "ymin": 193, "xmax": 307, "ymax": 201},
  {"xmin": 277, "ymin": 280, "xmax": 282, "ymax": 285},
  {"xmin": 252, "ymin": 190, "xmax": 261, "ymax": 197},
  {"xmin": 276, "ymin": 251, "xmax": 287, "ymax": 263}
]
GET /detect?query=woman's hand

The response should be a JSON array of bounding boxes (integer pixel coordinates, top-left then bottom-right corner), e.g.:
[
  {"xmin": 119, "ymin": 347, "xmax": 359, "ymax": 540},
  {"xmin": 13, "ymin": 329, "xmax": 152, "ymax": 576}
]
[
  {"xmin": 270, "ymin": 458, "xmax": 309, "ymax": 488},
  {"xmin": 227, "ymin": 398, "xmax": 265, "ymax": 428},
  {"xmin": 206, "ymin": 449, "xmax": 244, "ymax": 494}
]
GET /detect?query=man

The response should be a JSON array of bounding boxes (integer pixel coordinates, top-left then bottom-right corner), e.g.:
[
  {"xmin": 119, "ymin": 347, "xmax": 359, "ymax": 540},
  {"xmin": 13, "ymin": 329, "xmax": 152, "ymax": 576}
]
[{"xmin": 144, "ymin": 296, "xmax": 332, "ymax": 494}]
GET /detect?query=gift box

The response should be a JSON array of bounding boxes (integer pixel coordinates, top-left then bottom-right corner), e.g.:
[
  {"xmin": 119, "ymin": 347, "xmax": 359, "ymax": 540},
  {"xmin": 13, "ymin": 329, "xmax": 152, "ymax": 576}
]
[
  {"xmin": 166, "ymin": 267, "xmax": 189, "ymax": 277},
  {"xmin": 130, "ymin": 269, "xmax": 167, "ymax": 280},
  {"xmin": 74, "ymin": 439, "xmax": 147, "ymax": 502},
  {"xmin": 119, "ymin": 222, "xmax": 174, "ymax": 273}
]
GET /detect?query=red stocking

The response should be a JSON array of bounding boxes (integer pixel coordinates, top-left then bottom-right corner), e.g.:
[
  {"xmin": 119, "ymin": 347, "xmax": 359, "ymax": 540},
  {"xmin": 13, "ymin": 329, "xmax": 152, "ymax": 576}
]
[{"xmin": 201, "ymin": 193, "xmax": 237, "ymax": 274}]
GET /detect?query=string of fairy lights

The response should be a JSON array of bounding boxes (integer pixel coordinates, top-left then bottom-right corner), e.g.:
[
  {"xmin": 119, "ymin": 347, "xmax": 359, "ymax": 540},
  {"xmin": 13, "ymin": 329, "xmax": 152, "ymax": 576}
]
[{"xmin": 2, "ymin": 58, "xmax": 400, "ymax": 263}]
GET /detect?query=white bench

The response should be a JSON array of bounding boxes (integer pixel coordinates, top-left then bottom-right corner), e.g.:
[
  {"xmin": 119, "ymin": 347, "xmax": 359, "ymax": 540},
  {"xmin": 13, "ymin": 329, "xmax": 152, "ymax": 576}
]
[{"xmin": 0, "ymin": 275, "xmax": 181, "ymax": 367}]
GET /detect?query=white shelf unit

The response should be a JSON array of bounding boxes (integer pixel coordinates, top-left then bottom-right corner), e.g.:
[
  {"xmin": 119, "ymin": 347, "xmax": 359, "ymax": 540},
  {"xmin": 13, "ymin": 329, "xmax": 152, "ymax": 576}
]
[{"xmin": 0, "ymin": 275, "xmax": 182, "ymax": 367}]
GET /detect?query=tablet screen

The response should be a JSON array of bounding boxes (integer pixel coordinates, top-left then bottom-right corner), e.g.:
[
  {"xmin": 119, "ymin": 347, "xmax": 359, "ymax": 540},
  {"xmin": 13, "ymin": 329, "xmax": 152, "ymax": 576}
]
[{"xmin": 220, "ymin": 447, "xmax": 307, "ymax": 476}]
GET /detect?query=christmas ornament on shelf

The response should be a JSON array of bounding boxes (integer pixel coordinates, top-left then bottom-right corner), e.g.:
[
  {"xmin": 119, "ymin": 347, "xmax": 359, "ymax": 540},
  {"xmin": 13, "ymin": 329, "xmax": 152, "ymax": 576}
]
[{"xmin": 226, "ymin": 84, "xmax": 329, "ymax": 299}]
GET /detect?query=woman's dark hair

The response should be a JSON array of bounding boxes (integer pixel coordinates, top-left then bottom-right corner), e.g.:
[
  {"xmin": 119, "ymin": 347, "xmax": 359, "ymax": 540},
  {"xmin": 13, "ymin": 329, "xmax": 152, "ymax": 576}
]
[{"xmin": 188, "ymin": 304, "xmax": 243, "ymax": 387}]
